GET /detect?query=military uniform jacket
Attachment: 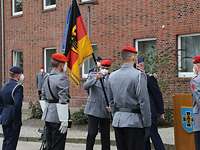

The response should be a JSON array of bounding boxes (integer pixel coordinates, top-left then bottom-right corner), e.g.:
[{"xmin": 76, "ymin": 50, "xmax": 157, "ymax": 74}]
[
  {"xmin": 108, "ymin": 63, "xmax": 151, "ymax": 128},
  {"xmin": 36, "ymin": 72, "xmax": 46, "ymax": 90},
  {"xmin": 190, "ymin": 74, "xmax": 200, "ymax": 132},
  {"xmin": 84, "ymin": 72, "xmax": 110, "ymax": 118},
  {"xmin": 0, "ymin": 79, "xmax": 23, "ymax": 125},
  {"xmin": 41, "ymin": 69, "xmax": 70, "ymax": 123}
]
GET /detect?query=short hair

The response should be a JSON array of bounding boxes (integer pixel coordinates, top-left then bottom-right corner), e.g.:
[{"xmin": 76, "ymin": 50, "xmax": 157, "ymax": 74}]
[
  {"xmin": 96, "ymin": 56, "xmax": 102, "ymax": 62},
  {"xmin": 9, "ymin": 72, "xmax": 18, "ymax": 78},
  {"xmin": 51, "ymin": 59, "xmax": 61, "ymax": 68},
  {"xmin": 121, "ymin": 51, "xmax": 134, "ymax": 60}
]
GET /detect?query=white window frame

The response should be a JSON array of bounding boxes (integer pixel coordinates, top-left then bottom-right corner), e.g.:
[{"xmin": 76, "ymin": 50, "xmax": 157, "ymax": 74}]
[
  {"xmin": 178, "ymin": 33, "xmax": 200, "ymax": 78},
  {"xmin": 82, "ymin": 44, "xmax": 97, "ymax": 79},
  {"xmin": 82, "ymin": 62, "xmax": 89, "ymax": 79},
  {"xmin": 43, "ymin": 0, "xmax": 56, "ymax": 10},
  {"xmin": 80, "ymin": 0, "xmax": 93, "ymax": 2},
  {"xmin": 12, "ymin": 50, "xmax": 23, "ymax": 68},
  {"xmin": 135, "ymin": 38, "xmax": 157, "ymax": 52},
  {"xmin": 44, "ymin": 47, "xmax": 56, "ymax": 72},
  {"xmin": 12, "ymin": 0, "xmax": 23, "ymax": 16}
]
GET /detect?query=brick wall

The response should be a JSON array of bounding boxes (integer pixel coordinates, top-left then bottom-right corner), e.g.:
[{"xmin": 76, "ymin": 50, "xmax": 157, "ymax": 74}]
[
  {"xmin": 3, "ymin": 0, "xmax": 200, "ymax": 107},
  {"xmin": 0, "ymin": 1, "xmax": 2, "ymax": 86}
]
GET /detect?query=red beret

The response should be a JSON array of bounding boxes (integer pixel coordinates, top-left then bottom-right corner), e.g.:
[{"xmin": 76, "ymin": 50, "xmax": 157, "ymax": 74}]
[
  {"xmin": 51, "ymin": 53, "xmax": 68, "ymax": 63},
  {"xmin": 122, "ymin": 46, "xmax": 137, "ymax": 53},
  {"xmin": 101, "ymin": 59, "xmax": 112, "ymax": 67},
  {"xmin": 193, "ymin": 55, "xmax": 200, "ymax": 64}
]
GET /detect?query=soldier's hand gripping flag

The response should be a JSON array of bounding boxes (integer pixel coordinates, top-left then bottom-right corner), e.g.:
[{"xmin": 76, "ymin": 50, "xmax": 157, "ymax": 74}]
[{"xmin": 61, "ymin": 0, "xmax": 93, "ymax": 85}]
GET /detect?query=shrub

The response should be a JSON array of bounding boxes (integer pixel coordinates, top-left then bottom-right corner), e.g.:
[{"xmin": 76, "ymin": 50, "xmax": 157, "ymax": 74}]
[
  {"xmin": 158, "ymin": 108, "xmax": 174, "ymax": 127},
  {"xmin": 71, "ymin": 108, "xmax": 88, "ymax": 125},
  {"xmin": 29, "ymin": 101, "xmax": 43, "ymax": 119}
]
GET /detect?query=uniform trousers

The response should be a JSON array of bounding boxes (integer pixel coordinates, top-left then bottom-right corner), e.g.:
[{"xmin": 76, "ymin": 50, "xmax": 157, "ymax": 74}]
[
  {"xmin": 114, "ymin": 127, "xmax": 145, "ymax": 150},
  {"xmin": 45, "ymin": 122, "xmax": 67, "ymax": 150},
  {"xmin": 86, "ymin": 115, "xmax": 110, "ymax": 150},
  {"xmin": 145, "ymin": 118, "xmax": 165, "ymax": 150},
  {"xmin": 38, "ymin": 90, "xmax": 42, "ymax": 100},
  {"xmin": 2, "ymin": 123, "xmax": 21, "ymax": 150},
  {"xmin": 195, "ymin": 131, "xmax": 200, "ymax": 150}
]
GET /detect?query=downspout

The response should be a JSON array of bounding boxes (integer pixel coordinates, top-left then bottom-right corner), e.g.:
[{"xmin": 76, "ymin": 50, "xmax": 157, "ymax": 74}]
[{"xmin": 1, "ymin": 0, "xmax": 5, "ymax": 85}]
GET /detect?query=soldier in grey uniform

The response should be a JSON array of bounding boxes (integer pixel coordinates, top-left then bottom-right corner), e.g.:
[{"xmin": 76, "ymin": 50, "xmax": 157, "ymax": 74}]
[
  {"xmin": 108, "ymin": 46, "xmax": 151, "ymax": 150},
  {"xmin": 84, "ymin": 59, "xmax": 112, "ymax": 150},
  {"xmin": 190, "ymin": 55, "xmax": 200, "ymax": 150},
  {"xmin": 36, "ymin": 66, "xmax": 46, "ymax": 100},
  {"xmin": 41, "ymin": 53, "xmax": 70, "ymax": 150}
]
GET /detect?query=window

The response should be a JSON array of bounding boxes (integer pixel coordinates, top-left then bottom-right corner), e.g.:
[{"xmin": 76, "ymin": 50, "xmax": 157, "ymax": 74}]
[
  {"xmin": 12, "ymin": 0, "xmax": 23, "ymax": 16},
  {"xmin": 80, "ymin": 0, "xmax": 97, "ymax": 4},
  {"xmin": 13, "ymin": 51, "xmax": 23, "ymax": 69},
  {"xmin": 80, "ymin": 0, "xmax": 92, "ymax": 2},
  {"xmin": 178, "ymin": 33, "xmax": 200, "ymax": 77},
  {"xmin": 82, "ymin": 44, "xmax": 98, "ymax": 78},
  {"xmin": 44, "ymin": 48, "xmax": 56, "ymax": 73},
  {"xmin": 43, "ymin": 0, "xmax": 56, "ymax": 10},
  {"xmin": 135, "ymin": 38, "xmax": 157, "ymax": 73}
]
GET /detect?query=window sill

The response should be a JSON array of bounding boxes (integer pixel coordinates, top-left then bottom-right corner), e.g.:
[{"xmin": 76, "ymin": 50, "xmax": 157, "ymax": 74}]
[
  {"xmin": 43, "ymin": 5, "xmax": 56, "ymax": 12},
  {"xmin": 178, "ymin": 72, "xmax": 195, "ymax": 78},
  {"xmin": 82, "ymin": 74, "xmax": 88, "ymax": 79},
  {"xmin": 12, "ymin": 13, "xmax": 23, "ymax": 18},
  {"xmin": 42, "ymin": 8, "xmax": 56, "ymax": 13}
]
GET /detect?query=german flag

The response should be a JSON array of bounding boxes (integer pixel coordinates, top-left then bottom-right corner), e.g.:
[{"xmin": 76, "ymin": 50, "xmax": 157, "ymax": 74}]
[{"xmin": 63, "ymin": 0, "xmax": 93, "ymax": 85}]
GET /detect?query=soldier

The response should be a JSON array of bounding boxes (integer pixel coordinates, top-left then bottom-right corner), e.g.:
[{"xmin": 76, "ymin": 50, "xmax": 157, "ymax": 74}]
[
  {"xmin": 108, "ymin": 46, "xmax": 151, "ymax": 150},
  {"xmin": 41, "ymin": 53, "xmax": 70, "ymax": 150},
  {"xmin": 84, "ymin": 58, "xmax": 112, "ymax": 150},
  {"xmin": 0, "ymin": 66, "xmax": 24, "ymax": 150},
  {"xmin": 136, "ymin": 56, "xmax": 165, "ymax": 150},
  {"xmin": 36, "ymin": 66, "xmax": 46, "ymax": 100},
  {"xmin": 89, "ymin": 56, "xmax": 102, "ymax": 73},
  {"xmin": 190, "ymin": 55, "xmax": 200, "ymax": 150}
]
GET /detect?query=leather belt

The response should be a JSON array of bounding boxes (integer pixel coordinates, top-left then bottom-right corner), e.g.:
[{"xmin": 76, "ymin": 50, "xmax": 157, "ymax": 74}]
[
  {"xmin": 115, "ymin": 107, "xmax": 141, "ymax": 114},
  {"xmin": 46, "ymin": 100, "xmax": 58, "ymax": 103}
]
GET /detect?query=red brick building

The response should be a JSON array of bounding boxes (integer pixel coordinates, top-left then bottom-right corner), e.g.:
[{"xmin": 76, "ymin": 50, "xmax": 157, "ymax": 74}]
[
  {"xmin": 1, "ymin": 0, "xmax": 200, "ymax": 108},
  {"xmin": 0, "ymin": 1, "xmax": 2, "ymax": 85}
]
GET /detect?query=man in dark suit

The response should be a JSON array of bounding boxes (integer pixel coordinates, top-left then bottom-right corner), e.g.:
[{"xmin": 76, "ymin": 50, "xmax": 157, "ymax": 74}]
[
  {"xmin": 0, "ymin": 66, "xmax": 24, "ymax": 150},
  {"xmin": 36, "ymin": 66, "xmax": 46, "ymax": 100},
  {"xmin": 137, "ymin": 57, "xmax": 165, "ymax": 150}
]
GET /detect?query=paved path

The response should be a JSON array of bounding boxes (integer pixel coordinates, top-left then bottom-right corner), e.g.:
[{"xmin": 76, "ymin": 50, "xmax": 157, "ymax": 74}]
[
  {"xmin": 0, "ymin": 138, "xmax": 116, "ymax": 150},
  {"xmin": 0, "ymin": 119, "xmax": 175, "ymax": 145}
]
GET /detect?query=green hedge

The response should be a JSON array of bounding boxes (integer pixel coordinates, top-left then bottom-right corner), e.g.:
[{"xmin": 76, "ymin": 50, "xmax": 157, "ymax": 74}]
[
  {"xmin": 71, "ymin": 108, "xmax": 88, "ymax": 125},
  {"xmin": 29, "ymin": 101, "xmax": 43, "ymax": 119}
]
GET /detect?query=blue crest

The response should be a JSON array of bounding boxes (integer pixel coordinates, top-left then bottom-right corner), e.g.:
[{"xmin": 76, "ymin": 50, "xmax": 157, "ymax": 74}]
[{"xmin": 181, "ymin": 107, "xmax": 194, "ymax": 133}]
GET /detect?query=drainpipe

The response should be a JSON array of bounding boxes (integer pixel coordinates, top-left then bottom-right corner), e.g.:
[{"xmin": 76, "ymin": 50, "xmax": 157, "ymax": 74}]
[{"xmin": 1, "ymin": 0, "xmax": 5, "ymax": 85}]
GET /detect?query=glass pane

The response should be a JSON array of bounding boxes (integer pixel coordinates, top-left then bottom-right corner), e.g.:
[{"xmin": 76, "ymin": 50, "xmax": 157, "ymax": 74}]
[
  {"xmin": 180, "ymin": 35, "xmax": 200, "ymax": 72},
  {"xmin": 15, "ymin": 0, "xmax": 22, "ymax": 12},
  {"xmin": 45, "ymin": 49, "xmax": 56, "ymax": 73},
  {"xmin": 138, "ymin": 40, "xmax": 156, "ymax": 73},
  {"xmin": 13, "ymin": 51, "xmax": 23, "ymax": 69},
  {"xmin": 46, "ymin": 0, "xmax": 56, "ymax": 6},
  {"xmin": 83, "ymin": 44, "xmax": 97, "ymax": 74}
]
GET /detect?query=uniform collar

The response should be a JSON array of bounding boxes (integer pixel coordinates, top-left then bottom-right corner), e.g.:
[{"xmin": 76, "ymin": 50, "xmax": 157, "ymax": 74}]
[
  {"xmin": 121, "ymin": 63, "xmax": 134, "ymax": 68},
  {"xmin": 50, "ymin": 69, "xmax": 61, "ymax": 75},
  {"xmin": 9, "ymin": 78, "xmax": 18, "ymax": 83}
]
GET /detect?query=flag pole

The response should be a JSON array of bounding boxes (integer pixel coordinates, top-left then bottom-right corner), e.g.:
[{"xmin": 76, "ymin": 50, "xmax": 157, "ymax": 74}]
[
  {"xmin": 92, "ymin": 53, "xmax": 110, "ymax": 107},
  {"xmin": 86, "ymin": 4, "xmax": 111, "ymax": 114}
]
